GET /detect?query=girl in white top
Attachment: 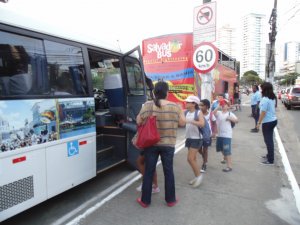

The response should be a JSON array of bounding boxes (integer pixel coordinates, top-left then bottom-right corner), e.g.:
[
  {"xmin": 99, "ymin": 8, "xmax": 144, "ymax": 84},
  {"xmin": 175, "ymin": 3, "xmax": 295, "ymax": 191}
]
[
  {"xmin": 213, "ymin": 99, "xmax": 238, "ymax": 172},
  {"xmin": 184, "ymin": 95, "xmax": 205, "ymax": 187}
]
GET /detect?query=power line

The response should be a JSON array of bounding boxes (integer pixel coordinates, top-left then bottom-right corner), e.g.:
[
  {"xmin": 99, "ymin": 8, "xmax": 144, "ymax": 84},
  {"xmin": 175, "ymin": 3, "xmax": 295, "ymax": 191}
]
[{"xmin": 282, "ymin": 2, "xmax": 300, "ymax": 15}]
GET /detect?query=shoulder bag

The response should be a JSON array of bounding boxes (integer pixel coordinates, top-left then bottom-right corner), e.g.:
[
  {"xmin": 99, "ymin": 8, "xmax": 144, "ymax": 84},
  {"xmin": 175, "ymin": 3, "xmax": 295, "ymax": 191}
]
[{"xmin": 132, "ymin": 103, "xmax": 160, "ymax": 149}]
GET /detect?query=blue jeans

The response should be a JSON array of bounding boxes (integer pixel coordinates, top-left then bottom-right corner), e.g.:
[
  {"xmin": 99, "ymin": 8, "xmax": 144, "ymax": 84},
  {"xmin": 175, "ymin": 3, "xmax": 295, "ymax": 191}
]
[
  {"xmin": 141, "ymin": 146, "xmax": 175, "ymax": 205},
  {"xmin": 251, "ymin": 105, "xmax": 260, "ymax": 126},
  {"xmin": 262, "ymin": 120, "xmax": 277, "ymax": 163}
]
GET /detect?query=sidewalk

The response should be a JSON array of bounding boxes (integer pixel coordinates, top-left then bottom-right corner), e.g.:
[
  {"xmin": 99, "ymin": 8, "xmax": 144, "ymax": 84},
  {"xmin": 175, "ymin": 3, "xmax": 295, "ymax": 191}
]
[{"xmin": 83, "ymin": 106, "xmax": 300, "ymax": 225}]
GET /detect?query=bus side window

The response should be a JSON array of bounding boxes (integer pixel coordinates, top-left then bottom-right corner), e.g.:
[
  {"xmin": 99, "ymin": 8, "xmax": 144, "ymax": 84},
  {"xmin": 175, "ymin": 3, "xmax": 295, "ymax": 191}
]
[
  {"xmin": 44, "ymin": 41, "xmax": 87, "ymax": 96},
  {"xmin": 0, "ymin": 31, "xmax": 46, "ymax": 97}
]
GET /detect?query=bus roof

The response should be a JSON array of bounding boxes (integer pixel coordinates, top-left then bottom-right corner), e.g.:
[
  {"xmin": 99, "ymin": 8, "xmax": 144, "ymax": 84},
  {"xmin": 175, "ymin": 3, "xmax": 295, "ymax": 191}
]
[{"xmin": 0, "ymin": 7, "xmax": 121, "ymax": 53}]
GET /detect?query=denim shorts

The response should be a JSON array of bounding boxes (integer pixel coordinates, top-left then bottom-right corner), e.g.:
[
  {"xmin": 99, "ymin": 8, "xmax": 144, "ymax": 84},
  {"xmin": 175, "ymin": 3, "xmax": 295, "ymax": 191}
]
[
  {"xmin": 185, "ymin": 138, "xmax": 203, "ymax": 149},
  {"xmin": 202, "ymin": 138, "xmax": 212, "ymax": 148},
  {"xmin": 216, "ymin": 137, "xmax": 232, "ymax": 156}
]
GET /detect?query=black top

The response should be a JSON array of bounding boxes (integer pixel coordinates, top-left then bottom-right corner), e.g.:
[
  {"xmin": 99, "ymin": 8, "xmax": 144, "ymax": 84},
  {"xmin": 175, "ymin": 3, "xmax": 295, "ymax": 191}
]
[{"xmin": 233, "ymin": 91, "xmax": 239, "ymax": 99}]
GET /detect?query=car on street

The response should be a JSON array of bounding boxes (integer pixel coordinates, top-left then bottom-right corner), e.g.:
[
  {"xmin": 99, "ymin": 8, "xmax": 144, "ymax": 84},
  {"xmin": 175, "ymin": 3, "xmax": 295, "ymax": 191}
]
[{"xmin": 284, "ymin": 86, "xmax": 300, "ymax": 110}]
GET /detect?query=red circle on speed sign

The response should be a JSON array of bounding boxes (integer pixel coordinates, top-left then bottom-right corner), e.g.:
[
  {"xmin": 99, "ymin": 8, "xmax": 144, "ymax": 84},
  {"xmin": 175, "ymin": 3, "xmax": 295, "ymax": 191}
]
[{"xmin": 193, "ymin": 42, "xmax": 218, "ymax": 74}]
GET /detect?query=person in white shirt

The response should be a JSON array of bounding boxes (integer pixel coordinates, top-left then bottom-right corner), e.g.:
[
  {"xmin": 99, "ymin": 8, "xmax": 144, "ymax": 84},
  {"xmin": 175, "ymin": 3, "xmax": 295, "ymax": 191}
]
[
  {"xmin": 213, "ymin": 99, "xmax": 238, "ymax": 172},
  {"xmin": 184, "ymin": 95, "xmax": 205, "ymax": 187}
]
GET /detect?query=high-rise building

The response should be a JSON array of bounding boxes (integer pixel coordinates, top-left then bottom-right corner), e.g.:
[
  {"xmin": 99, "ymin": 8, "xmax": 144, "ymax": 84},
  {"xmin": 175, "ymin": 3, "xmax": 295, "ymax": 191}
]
[
  {"xmin": 241, "ymin": 13, "xmax": 266, "ymax": 78},
  {"xmin": 216, "ymin": 24, "xmax": 237, "ymax": 59},
  {"xmin": 279, "ymin": 41, "xmax": 300, "ymax": 75},
  {"xmin": 284, "ymin": 41, "xmax": 300, "ymax": 63}
]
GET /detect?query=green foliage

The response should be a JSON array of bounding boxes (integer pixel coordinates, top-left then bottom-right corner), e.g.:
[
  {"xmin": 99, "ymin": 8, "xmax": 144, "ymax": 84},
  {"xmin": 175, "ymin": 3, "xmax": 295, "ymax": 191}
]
[
  {"xmin": 243, "ymin": 70, "xmax": 259, "ymax": 77},
  {"xmin": 277, "ymin": 73, "xmax": 299, "ymax": 86},
  {"xmin": 240, "ymin": 70, "xmax": 262, "ymax": 85}
]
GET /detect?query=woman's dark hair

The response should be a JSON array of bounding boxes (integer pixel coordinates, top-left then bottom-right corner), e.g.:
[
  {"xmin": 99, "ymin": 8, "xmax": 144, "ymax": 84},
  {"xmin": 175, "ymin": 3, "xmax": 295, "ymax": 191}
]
[
  {"xmin": 261, "ymin": 82, "xmax": 276, "ymax": 100},
  {"xmin": 200, "ymin": 99, "xmax": 210, "ymax": 109},
  {"xmin": 253, "ymin": 85, "xmax": 259, "ymax": 91},
  {"xmin": 153, "ymin": 81, "xmax": 169, "ymax": 107},
  {"xmin": 195, "ymin": 103, "xmax": 200, "ymax": 110}
]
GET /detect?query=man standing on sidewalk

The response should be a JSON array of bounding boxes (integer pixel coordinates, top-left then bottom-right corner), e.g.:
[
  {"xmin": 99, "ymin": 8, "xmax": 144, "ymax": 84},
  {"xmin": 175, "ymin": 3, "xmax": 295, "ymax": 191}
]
[{"xmin": 250, "ymin": 85, "xmax": 261, "ymax": 132}]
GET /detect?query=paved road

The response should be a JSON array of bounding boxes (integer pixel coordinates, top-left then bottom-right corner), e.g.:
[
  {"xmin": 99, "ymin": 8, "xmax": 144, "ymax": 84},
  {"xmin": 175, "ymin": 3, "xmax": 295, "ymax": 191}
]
[
  {"xmin": 276, "ymin": 101, "xmax": 300, "ymax": 186},
  {"xmin": 2, "ymin": 101, "xmax": 300, "ymax": 225}
]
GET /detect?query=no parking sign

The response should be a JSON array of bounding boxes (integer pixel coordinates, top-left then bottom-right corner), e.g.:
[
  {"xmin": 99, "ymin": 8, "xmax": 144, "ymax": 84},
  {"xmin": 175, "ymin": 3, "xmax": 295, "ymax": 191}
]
[{"xmin": 193, "ymin": 42, "xmax": 218, "ymax": 74}]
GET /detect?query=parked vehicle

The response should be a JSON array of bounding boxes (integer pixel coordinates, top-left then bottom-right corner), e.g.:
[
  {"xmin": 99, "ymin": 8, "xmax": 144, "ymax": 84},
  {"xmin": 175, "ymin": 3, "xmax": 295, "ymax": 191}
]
[{"xmin": 284, "ymin": 86, "xmax": 300, "ymax": 110}]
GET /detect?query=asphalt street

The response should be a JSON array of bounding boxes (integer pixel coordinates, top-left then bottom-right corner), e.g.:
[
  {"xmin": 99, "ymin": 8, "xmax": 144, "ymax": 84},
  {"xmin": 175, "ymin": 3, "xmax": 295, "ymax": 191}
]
[
  {"xmin": 73, "ymin": 102, "xmax": 300, "ymax": 225},
  {"xmin": 2, "ymin": 97, "xmax": 300, "ymax": 225}
]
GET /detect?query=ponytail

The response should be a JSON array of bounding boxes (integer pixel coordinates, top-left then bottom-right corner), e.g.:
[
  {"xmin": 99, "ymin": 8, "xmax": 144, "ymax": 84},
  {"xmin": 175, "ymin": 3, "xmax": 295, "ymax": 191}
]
[{"xmin": 153, "ymin": 81, "xmax": 169, "ymax": 108}]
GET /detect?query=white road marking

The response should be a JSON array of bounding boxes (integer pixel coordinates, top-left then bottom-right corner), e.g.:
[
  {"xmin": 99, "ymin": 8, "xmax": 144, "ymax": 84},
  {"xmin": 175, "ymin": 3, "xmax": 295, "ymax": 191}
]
[
  {"xmin": 275, "ymin": 127, "xmax": 300, "ymax": 214},
  {"xmin": 53, "ymin": 139, "xmax": 186, "ymax": 225}
]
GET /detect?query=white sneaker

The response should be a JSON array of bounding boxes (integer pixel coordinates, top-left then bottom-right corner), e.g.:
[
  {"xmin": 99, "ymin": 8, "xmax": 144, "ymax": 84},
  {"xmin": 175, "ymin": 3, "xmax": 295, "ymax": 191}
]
[
  {"xmin": 192, "ymin": 175, "xmax": 203, "ymax": 188},
  {"xmin": 189, "ymin": 177, "xmax": 197, "ymax": 185},
  {"xmin": 152, "ymin": 186, "xmax": 160, "ymax": 194},
  {"xmin": 136, "ymin": 184, "xmax": 142, "ymax": 192}
]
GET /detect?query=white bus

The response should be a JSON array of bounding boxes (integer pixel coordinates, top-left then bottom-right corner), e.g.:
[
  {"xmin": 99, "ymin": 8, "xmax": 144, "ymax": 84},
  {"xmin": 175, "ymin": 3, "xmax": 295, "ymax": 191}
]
[{"xmin": 0, "ymin": 10, "xmax": 149, "ymax": 222}]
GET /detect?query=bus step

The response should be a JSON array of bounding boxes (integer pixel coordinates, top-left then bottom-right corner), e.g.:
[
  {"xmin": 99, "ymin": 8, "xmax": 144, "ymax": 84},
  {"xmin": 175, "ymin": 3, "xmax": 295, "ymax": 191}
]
[{"xmin": 97, "ymin": 158, "xmax": 126, "ymax": 174}]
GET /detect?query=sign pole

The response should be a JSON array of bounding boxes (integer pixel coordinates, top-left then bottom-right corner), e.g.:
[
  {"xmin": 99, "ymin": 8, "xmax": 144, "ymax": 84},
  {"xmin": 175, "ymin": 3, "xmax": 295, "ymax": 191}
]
[{"xmin": 193, "ymin": 0, "xmax": 217, "ymax": 102}]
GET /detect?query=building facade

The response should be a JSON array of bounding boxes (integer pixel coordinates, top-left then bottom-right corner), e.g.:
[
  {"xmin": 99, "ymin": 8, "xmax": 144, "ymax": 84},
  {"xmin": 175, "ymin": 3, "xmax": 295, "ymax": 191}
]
[
  {"xmin": 241, "ymin": 13, "xmax": 266, "ymax": 78},
  {"xmin": 279, "ymin": 41, "xmax": 300, "ymax": 75},
  {"xmin": 216, "ymin": 24, "xmax": 237, "ymax": 59}
]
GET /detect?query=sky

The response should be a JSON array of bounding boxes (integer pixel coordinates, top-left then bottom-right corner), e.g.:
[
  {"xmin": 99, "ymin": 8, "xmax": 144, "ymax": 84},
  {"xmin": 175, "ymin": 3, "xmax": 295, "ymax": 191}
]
[{"xmin": 0, "ymin": 0, "xmax": 300, "ymax": 61}]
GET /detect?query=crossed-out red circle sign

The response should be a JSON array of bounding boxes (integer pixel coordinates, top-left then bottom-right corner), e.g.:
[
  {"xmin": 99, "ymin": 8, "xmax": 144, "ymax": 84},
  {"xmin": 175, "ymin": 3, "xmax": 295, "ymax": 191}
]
[
  {"xmin": 193, "ymin": 42, "xmax": 218, "ymax": 74},
  {"xmin": 197, "ymin": 6, "xmax": 213, "ymax": 25}
]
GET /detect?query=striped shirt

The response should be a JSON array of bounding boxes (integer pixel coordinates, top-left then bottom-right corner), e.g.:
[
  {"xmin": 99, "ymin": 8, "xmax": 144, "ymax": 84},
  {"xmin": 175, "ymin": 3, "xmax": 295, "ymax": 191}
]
[{"xmin": 138, "ymin": 101, "xmax": 181, "ymax": 147}]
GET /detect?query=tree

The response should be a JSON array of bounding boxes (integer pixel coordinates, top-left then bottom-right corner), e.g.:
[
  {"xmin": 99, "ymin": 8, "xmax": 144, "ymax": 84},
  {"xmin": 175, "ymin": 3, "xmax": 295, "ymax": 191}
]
[
  {"xmin": 243, "ymin": 70, "xmax": 259, "ymax": 77},
  {"xmin": 240, "ymin": 70, "xmax": 262, "ymax": 86},
  {"xmin": 278, "ymin": 73, "xmax": 299, "ymax": 86}
]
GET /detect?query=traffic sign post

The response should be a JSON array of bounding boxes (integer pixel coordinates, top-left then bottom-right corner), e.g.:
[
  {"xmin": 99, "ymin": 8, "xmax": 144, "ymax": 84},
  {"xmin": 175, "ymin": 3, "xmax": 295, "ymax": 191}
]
[
  {"xmin": 193, "ymin": 1, "xmax": 216, "ymax": 45},
  {"xmin": 193, "ymin": 42, "xmax": 218, "ymax": 74}
]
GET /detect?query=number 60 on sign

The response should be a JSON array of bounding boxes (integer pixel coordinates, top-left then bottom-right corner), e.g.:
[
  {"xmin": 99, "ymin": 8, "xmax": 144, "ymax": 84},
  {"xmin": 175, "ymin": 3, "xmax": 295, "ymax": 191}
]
[{"xmin": 193, "ymin": 42, "xmax": 218, "ymax": 74}]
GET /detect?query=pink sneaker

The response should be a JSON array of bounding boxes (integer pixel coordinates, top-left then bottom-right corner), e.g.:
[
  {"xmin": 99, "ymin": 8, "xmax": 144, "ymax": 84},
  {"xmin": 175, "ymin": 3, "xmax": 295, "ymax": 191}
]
[{"xmin": 152, "ymin": 186, "xmax": 160, "ymax": 194}]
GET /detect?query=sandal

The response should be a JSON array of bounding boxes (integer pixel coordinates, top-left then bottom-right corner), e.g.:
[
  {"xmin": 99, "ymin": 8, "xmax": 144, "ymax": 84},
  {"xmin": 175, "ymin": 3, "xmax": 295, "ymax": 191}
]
[{"xmin": 222, "ymin": 167, "xmax": 232, "ymax": 172}]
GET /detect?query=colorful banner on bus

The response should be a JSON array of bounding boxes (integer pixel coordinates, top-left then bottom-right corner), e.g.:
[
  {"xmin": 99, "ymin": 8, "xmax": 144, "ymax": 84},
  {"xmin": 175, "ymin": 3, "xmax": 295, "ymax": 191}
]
[
  {"xmin": 0, "ymin": 98, "xmax": 95, "ymax": 152},
  {"xmin": 142, "ymin": 33, "xmax": 237, "ymax": 104},
  {"xmin": 142, "ymin": 33, "xmax": 198, "ymax": 105}
]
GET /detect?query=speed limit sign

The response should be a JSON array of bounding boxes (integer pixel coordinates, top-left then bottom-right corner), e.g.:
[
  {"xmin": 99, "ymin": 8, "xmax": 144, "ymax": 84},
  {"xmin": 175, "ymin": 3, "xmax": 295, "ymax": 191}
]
[{"xmin": 193, "ymin": 42, "xmax": 218, "ymax": 73}]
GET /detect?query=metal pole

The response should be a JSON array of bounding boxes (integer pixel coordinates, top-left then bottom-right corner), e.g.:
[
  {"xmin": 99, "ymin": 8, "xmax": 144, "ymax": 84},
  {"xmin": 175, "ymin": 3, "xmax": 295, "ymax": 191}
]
[{"xmin": 268, "ymin": 0, "xmax": 277, "ymax": 83}]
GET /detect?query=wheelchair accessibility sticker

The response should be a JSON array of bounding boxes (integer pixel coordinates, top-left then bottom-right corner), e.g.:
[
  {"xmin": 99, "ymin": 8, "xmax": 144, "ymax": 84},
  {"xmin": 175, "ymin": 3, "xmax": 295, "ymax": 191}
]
[{"xmin": 67, "ymin": 140, "xmax": 79, "ymax": 157}]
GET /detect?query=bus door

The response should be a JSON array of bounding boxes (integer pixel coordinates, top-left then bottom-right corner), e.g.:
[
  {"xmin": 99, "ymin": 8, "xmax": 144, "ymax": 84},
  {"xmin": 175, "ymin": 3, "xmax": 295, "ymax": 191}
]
[
  {"xmin": 120, "ymin": 46, "xmax": 148, "ymax": 168},
  {"xmin": 88, "ymin": 49, "xmax": 128, "ymax": 173}
]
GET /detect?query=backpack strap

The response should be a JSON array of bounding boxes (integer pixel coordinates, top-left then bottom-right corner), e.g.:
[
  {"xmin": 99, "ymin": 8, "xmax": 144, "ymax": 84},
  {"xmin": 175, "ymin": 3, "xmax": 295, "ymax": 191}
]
[
  {"xmin": 194, "ymin": 109, "xmax": 199, "ymax": 121},
  {"xmin": 184, "ymin": 110, "xmax": 188, "ymax": 117}
]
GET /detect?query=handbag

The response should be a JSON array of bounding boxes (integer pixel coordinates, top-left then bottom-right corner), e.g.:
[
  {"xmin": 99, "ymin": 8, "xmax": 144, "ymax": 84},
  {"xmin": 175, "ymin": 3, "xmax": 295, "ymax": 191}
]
[{"xmin": 132, "ymin": 104, "xmax": 160, "ymax": 149}]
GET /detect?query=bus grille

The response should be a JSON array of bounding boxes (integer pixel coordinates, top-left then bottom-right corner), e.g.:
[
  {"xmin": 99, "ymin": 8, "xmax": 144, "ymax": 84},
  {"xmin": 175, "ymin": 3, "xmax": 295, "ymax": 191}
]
[{"xmin": 0, "ymin": 176, "xmax": 34, "ymax": 212}]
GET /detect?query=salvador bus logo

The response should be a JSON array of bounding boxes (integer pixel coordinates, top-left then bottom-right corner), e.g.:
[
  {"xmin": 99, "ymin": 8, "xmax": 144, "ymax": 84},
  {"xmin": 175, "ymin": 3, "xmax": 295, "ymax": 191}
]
[{"xmin": 147, "ymin": 39, "xmax": 182, "ymax": 59}]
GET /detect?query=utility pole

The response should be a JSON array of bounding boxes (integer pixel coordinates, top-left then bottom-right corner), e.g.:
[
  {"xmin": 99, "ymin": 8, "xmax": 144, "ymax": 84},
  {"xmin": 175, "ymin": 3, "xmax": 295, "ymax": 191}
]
[{"xmin": 267, "ymin": 0, "xmax": 277, "ymax": 83}]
